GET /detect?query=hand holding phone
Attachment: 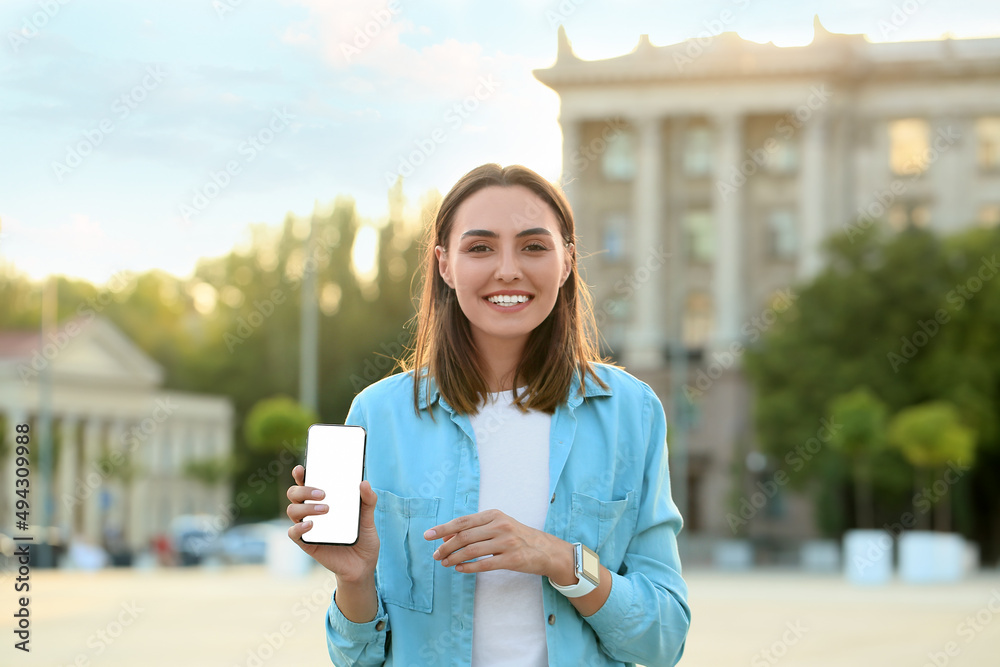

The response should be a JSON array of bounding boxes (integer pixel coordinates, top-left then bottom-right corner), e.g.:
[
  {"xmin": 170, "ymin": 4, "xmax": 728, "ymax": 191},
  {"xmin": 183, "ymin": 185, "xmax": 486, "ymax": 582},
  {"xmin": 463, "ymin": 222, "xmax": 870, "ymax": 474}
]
[{"xmin": 300, "ymin": 424, "xmax": 367, "ymax": 545}]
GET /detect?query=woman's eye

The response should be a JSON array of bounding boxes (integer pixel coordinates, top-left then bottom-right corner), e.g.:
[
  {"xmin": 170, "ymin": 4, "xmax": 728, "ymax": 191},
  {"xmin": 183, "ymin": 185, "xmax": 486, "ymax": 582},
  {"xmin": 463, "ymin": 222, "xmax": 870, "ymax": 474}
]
[
  {"xmin": 468, "ymin": 244, "xmax": 491, "ymax": 253},
  {"xmin": 524, "ymin": 243, "xmax": 548, "ymax": 252}
]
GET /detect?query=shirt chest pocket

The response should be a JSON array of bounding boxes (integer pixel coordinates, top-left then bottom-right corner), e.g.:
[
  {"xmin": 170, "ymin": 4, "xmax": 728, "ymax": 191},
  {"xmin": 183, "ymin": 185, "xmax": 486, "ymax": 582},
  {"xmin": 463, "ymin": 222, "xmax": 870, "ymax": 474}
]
[
  {"xmin": 568, "ymin": 491, "xmax": 638, "ymax": 568},
  {"xmin": 373, "ymin": 489, "xmax": 439, "ymax": 613}
]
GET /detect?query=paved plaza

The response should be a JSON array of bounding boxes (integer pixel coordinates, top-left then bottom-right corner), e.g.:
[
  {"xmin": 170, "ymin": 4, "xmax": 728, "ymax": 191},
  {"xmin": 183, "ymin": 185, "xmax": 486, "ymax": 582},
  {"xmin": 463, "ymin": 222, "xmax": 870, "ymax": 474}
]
[{"xmin": 2, "ymin": 565, "xmax": 999, "ymax": 666}]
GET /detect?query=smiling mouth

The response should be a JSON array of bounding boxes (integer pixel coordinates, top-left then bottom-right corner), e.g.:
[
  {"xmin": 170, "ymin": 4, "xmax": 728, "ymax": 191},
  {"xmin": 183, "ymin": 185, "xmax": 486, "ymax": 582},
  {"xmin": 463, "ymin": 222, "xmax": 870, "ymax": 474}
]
[{"xmin": 484, "ymin": 294, "xmax": 533, "ymax": 307}]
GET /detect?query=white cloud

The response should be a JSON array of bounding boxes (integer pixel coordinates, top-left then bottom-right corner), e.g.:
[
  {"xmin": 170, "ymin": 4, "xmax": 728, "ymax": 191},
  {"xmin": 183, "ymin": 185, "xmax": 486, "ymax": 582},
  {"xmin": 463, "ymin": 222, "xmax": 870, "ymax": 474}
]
[{"xmin": 277, "ymin": 0, "xmax": 515, "ymax": 101}]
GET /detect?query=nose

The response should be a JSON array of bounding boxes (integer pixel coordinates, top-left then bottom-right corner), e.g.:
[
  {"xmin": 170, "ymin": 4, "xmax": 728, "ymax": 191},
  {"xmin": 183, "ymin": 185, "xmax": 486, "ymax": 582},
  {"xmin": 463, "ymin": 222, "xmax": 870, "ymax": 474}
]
[{"xmin": 494, "ymin": 246, "xmax": 522, "ymax": 282}]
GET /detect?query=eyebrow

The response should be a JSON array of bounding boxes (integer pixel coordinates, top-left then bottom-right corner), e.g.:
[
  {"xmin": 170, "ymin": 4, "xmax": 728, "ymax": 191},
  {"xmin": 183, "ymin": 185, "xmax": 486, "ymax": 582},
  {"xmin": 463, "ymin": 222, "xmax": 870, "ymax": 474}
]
[{"xmin": 460, "ymin": 227, "xmax": 553, "ymax": 240}]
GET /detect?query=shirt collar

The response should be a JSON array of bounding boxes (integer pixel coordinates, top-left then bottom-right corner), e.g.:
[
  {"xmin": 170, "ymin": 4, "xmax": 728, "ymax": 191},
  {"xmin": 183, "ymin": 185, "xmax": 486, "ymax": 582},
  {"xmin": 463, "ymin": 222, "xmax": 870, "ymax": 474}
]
[{"xmin": 415, "ymin": 364, "xmax": 613, "ymax": 412}]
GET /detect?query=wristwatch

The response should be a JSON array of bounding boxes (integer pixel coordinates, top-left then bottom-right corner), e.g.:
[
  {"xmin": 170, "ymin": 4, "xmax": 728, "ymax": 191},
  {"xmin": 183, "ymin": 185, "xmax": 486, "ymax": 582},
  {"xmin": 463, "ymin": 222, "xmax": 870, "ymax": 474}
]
[{"xmin": 549, "ymin": 542, "xmax": 600, "ymax": 598}]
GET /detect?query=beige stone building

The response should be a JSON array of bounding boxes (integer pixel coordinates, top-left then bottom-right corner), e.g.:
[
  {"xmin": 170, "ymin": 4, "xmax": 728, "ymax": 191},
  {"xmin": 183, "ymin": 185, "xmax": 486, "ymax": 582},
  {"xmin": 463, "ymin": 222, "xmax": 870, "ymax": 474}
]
[
  {"xmin": 0, "ymin": 316, "xmax": 232, "ymax": 558},
  {"xmin": 534, "ymin": 18, "xmax": 1000, "ymax": 546}
]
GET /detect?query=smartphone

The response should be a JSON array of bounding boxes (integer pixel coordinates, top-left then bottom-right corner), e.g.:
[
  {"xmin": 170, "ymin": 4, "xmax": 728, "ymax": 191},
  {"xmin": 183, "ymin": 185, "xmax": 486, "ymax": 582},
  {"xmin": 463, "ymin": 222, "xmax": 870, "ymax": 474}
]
[{"xmin": 301, "ymin": 424, "xmax": 367, "ymax": 545}]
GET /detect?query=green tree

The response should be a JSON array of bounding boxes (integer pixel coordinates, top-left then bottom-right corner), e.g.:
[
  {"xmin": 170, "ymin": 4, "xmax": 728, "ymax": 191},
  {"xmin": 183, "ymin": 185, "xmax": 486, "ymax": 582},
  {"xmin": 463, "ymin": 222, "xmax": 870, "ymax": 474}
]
[
  {"xmin": 887, "ymin": 401, "xmax": 976, "ymax": 532},
  {"xmin": 744, "ymin": 223, "xmax": 1000, "ymax": 560},
  {"xmin": 244, "ymin": 395, "xmax": 318, "ymax": 511},
  {"xmin": 827, "ymin": 387, "xmax": 888, "ymax": 529}
]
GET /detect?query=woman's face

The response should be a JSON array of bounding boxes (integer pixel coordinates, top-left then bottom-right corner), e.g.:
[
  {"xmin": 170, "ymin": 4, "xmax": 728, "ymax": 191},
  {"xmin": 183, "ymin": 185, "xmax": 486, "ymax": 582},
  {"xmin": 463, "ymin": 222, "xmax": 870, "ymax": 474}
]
[{"xmin": 435, "ymin": 184, "xmax": 572, "ymax": 354}]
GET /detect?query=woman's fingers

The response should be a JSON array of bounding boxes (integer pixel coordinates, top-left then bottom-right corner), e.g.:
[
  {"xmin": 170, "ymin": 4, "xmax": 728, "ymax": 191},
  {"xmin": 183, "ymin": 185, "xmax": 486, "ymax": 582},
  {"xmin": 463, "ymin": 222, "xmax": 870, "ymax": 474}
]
[
  {"xmin": 287, "ymin": 464, "xmax": 327, "ymax": 524},
  {"xmin": 287, "ymin": 502, "xmax": 329, "ymax": 524},
  {"xmin": 287, "ymin": 483, "xmax": 324, "ymax": 502},
  {"xmin": 432, "ymin": 524, "xmax": 492, "ymax": 562},
  {"xmin": 287, "ymin": 519, "xmax": 313, "ymax": 543}
]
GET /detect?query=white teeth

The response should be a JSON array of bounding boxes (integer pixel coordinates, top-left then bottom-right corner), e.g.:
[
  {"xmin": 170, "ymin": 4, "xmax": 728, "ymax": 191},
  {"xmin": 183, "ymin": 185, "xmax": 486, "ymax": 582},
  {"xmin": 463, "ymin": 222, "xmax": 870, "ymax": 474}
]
[{"xmin": 486, "ymin": 294, "xmax": 530, "ymax": 306}]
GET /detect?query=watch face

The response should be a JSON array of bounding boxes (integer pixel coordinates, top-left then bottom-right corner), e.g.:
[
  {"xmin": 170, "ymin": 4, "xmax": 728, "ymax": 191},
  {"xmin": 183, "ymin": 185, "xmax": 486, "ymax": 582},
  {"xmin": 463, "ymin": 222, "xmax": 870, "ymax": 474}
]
[{"xmin": 580, "ymin": 545, "xmax": 600, "ymax": 585}]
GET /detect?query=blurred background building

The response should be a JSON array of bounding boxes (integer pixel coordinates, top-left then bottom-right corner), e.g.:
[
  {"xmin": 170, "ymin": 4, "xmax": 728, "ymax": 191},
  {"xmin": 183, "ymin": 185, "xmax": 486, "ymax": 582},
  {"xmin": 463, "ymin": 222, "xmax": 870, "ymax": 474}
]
[
  {"xmin": 0, "ymin": 316, "xmax": 233, "ymax": 560},
  {"xmin": 535, "ymin": 18, "xmax": 1000, "ymax": 544}
]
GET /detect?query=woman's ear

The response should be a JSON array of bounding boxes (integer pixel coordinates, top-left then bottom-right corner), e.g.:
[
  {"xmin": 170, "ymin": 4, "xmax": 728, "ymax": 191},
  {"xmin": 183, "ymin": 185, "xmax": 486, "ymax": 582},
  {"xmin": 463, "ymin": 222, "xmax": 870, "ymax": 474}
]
[{"xmin": 435, "ymin": 245, "xmax": 453, "ymax": 288}]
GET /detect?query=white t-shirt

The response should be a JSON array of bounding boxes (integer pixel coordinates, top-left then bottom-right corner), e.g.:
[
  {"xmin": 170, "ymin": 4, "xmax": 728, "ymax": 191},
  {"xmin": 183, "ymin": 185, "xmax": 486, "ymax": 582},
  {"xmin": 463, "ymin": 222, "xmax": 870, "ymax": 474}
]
[{"xmin": 468, "ymin": 388, "xmax": 551, "ymax": 667}]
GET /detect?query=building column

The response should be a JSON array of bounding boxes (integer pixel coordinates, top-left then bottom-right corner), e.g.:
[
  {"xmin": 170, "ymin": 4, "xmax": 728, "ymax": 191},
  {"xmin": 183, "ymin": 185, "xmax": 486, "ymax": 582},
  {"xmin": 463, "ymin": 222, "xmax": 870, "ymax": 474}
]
[
  {"xmin": 712, "ymin": 112, "xmax": 743, "ymax": 347},
  {"xmin": 213, "ymin": 421, "xmax": 232, "ymax": 513},
  {"xmin": 105, "ymin": 418, "xmax": 133, "ymax": 552},
  {"xmin": 624, "ymin": 116, "xmax": 664, "ymax": 370},
  {"xmin": 124, "ymin": 418, "xmax": 148, "ymax": 553},
  {"xmin": 932, "ymin": 115, "xmax": 974, "ymax": 234},
  {"xmin": 56, "ymin": 415, "xmax": 79, "ymax": 539},
  {"xmin": 81, "ymin": 418, "xmax": 103, "ymax": 544},
  {"xmin": 799, "ymin": 111, "xmax": 828, "ymax": 280},
  {"xmin": 147, "ymin": 417, "xmax": 170, "ymax": 539},
  {"xmin": 170, "ymin": 422, "xmax": 186, "ymax": 520},
  {"xmin": 558, "ymin": 117, "xmax": 581, "ymax": 201}
]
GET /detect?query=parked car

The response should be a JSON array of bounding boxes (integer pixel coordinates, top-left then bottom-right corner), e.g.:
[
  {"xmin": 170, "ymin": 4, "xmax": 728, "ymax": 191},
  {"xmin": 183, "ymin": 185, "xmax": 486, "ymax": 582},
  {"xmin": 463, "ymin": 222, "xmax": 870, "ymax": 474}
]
[
  {"xmin": 169, "ymin": 515, "xmax": 222, "ymax": 566},
  {"xmin": 219, "ymin": 523, "xmax": 271, "ymax": 565}
]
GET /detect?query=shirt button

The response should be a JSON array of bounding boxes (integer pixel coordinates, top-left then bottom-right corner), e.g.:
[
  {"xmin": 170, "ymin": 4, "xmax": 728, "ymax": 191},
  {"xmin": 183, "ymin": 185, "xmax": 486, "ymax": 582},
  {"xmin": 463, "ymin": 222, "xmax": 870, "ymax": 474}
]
[
  {"xmin": 550, "ymin": 493, "xmax": 556, "ymax": 504},
  {"xmin": 548, "ymin": 614, "xmax": 556, "ymax": 625},
  {"xmin": 375, "ymin": 620, "xmax": 386, "ymax": 631}
]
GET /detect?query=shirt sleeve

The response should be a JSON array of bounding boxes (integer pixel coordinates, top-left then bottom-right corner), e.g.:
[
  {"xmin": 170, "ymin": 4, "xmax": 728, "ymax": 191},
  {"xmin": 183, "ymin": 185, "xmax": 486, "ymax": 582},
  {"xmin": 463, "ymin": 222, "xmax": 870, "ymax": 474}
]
[
  {"xmin": 324, "ymin": 389, "xmax": 391, "ymax": 666},
  {"xmin": 581, "ymin": 384, "xmax": 691, "ymax": 665},
  {"xmin": 326, "ymin": 586, "xmax": 390, "ymax": 666}
]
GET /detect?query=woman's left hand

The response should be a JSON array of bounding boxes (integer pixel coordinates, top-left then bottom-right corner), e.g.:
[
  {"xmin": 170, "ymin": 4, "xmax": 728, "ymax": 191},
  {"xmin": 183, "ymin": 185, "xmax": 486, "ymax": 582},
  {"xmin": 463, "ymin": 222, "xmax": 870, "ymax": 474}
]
[{"xmin": 424, "ymin": 509, "xmax": 574, "ymax": 582}]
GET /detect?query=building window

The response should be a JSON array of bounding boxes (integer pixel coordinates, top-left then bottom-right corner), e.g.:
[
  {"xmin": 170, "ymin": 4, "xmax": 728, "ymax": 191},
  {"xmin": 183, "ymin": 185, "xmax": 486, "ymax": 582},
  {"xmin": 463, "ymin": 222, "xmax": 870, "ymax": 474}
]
[
  {"xmin": 977, "ymin": 117, "xmax": 1000, "ymax": 171},
  {"xmin": 767, "ymin": 208, "xmax": 797, "ymax": 259},
  {"xmin": 684, "ymin": 209, "xmax": 714, "ymax": 262},
  {"xmin": 683, "ymin": 291, "xmax": 714, "ymax": 348},
  {"xmin": 888, "ymin": 201, "xmax": 931, "ymax": 231},
  {"xmin": 683, "ymin": 124, "xmax": 713, "ymax": 177},
  {"xmin": 979, "ymin": 204, "xmax": 1000, "ymax": 228},
  {"xmin": 601, "ymin": 128, "xmax": 636, "ymax": 181},
  {"xmin": 602, "ymin": 212, "xmax": 629, "ymax": 261},
  {"xmin": 889, "ymin": 118, "xmax": 930, "ymax": 176}
]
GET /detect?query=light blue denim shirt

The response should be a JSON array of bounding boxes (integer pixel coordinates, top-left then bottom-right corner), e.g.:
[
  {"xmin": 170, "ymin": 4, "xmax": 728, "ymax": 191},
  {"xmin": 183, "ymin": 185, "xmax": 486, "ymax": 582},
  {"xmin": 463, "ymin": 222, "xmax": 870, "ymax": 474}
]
[{"xmin": 326, "ymin": 362, "xmax": 690, "ymax": 666}]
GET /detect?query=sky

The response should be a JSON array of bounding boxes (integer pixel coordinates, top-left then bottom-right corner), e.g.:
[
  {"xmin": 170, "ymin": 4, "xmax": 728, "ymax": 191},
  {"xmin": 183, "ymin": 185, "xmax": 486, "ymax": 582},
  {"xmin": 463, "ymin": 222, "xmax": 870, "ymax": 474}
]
[{"xmin": 1, "ymin": 0, "xmax": 999, "ymax": 285}]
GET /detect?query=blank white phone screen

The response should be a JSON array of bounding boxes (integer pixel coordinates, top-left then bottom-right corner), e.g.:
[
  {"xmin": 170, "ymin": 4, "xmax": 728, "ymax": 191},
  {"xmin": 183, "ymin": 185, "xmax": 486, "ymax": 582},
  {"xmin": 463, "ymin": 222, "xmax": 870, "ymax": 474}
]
[{"xmin": 302, "ymin": 424, "xmax": 366, "ymax": 544}]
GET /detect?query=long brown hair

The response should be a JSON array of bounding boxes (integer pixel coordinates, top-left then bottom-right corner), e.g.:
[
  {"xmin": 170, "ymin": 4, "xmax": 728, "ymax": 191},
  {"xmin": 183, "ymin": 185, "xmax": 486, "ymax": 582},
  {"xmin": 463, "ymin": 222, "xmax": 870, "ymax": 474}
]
[{"xmin": 400, "ymin": 163, "xmax": 612, "ymax": 417}]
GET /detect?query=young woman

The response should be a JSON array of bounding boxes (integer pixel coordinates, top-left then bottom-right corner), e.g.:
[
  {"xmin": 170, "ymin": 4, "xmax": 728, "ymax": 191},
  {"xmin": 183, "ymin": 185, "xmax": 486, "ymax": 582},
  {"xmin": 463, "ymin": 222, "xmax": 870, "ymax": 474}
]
[{"xmin": 286, "ymin": 163, "xmax": 690, "ymax": 666}]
